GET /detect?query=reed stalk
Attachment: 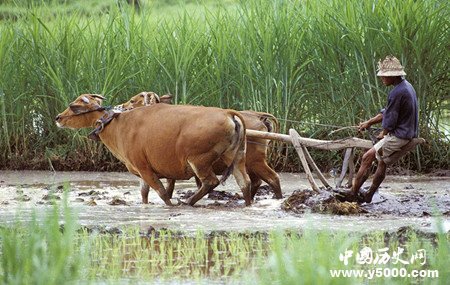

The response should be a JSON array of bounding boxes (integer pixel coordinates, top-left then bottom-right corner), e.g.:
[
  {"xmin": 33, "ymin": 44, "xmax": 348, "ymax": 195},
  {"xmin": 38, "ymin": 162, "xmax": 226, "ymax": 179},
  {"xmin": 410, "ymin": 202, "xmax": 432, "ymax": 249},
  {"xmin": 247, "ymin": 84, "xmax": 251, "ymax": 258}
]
[{"xmin": 0, "ymin": 0, "xmax": 447, "ymax": 171}]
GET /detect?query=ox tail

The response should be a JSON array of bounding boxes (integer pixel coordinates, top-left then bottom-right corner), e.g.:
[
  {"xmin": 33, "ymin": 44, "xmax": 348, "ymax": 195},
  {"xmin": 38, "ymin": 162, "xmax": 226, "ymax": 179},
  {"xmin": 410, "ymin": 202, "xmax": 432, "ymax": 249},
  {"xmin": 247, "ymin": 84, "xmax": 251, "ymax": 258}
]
[{"xmin": 219, "ymin": 113, "xmax": 246, "ymax": 185}]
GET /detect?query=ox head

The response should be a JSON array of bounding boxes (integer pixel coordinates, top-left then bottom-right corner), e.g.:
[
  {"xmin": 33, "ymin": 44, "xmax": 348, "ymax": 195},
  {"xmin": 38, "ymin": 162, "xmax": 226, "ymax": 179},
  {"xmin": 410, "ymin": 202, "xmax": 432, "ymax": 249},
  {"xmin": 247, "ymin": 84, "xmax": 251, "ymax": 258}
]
[
  {"xmin": 120, "ymin": 91, "xmax": 173, "ymax": 110},
  {"xmin": 55, "ymin": 94, "xmax": 105, "ymax": 129}
]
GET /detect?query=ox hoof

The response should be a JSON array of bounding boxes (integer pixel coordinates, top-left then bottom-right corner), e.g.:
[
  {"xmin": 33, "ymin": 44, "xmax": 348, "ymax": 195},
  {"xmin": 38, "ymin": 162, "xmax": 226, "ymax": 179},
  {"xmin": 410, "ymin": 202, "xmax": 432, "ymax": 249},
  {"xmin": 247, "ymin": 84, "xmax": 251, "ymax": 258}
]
[
  {"xmin": 175, "ymin": 198, "xmax": 188, "ymax": 206},
  {"xmin": 273, "ymin": 194, "xmax": 283, "ymax": 199},
  {"xmin": 163, "ymin": 199, "xmax": 175, "ymax": 206}
]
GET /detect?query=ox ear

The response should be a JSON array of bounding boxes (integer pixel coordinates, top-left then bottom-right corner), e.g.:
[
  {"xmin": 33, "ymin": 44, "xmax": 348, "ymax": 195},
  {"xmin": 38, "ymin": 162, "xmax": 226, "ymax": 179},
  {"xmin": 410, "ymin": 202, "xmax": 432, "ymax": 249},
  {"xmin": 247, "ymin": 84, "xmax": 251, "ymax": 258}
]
[
  {"xmin": 160, "ymin": 94, "xmax": 173, "ymax": 104},
  {"xmin": 69, "ymin": 103, "xmax": 89, "ymax": 115}
]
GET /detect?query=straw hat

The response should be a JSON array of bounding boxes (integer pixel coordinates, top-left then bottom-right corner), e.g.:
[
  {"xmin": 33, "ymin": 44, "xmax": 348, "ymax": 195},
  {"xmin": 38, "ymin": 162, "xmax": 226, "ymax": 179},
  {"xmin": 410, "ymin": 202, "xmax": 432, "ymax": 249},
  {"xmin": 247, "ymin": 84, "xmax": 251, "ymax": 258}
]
[{"xmin": 377, "ymin": 55, "xmax": 406, "ymax": 76}]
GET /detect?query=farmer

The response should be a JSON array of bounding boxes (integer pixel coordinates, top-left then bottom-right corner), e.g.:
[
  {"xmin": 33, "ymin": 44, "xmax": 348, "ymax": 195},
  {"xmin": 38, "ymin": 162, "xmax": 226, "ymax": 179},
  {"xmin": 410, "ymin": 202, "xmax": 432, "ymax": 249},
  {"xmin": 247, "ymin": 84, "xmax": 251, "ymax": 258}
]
[{"xmin": 339, "ymin": 55, "xmax": 419, "ymax": 203}]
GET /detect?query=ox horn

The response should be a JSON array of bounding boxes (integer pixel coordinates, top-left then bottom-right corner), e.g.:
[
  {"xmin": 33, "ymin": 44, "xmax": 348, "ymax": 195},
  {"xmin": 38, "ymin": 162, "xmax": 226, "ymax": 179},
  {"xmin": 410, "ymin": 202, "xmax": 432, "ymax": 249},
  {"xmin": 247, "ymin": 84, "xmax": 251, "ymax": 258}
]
[
  {"xmin": 91, "ymin": 94, "xmax": 105, "ymax": 100},
  {"xmin": 144, "ymin": 92, "xmax": 160, "ymax": 105},
  {"xmin": 152, "ymin": 93, "xmax": 160, "ymax": 103}
]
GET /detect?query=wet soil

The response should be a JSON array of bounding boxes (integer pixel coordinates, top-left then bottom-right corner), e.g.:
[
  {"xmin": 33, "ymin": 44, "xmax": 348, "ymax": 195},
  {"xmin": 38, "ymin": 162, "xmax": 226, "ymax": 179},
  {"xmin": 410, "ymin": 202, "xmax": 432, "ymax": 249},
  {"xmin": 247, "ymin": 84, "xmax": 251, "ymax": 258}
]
[
  {"xmin": 281, "ymin": 189, "xmax": 365, "ymax": 215},
  {"xmin": 0, "ymin": 171, "xmax": 449, "ymax": 233}
]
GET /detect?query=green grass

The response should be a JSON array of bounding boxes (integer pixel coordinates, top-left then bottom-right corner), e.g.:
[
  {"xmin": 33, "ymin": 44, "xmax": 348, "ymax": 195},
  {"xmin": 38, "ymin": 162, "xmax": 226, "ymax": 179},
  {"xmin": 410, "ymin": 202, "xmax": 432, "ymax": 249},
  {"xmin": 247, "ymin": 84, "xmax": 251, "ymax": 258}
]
[
  {"xmin": 84, "ymin": 229, "xmax": 267, "ymax": 282},
  {"xmin": 0, "ymin": 0, "xmax": 448, "ymax": 171},
  {"xmin": 1, "ymin": 200, "xmax": 449, "ymax": 284},
  {"xmin": 252, "ymin": 229, "xmax": 449, "ymax": 285},
  {"xmin": 0, "ymin": 198, "xmax": 84, "ymax": 285}
]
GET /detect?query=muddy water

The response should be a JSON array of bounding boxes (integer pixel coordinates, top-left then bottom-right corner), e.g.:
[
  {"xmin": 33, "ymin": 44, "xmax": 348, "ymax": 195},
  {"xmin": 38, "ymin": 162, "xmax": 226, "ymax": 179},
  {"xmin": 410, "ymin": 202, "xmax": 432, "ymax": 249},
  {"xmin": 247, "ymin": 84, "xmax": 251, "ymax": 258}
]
[{"xmin": 0, "ymin": 171, "xmax": 449, "ymax": 233}]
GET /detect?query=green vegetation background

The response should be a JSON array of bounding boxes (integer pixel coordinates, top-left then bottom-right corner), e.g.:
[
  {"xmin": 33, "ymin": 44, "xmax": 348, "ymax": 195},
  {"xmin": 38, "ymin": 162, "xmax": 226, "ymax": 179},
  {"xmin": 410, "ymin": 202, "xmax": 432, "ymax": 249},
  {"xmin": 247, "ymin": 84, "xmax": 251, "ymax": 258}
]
[{"xmin": 0, "ymin": 0, "xmax": 448, "ymax": 172}]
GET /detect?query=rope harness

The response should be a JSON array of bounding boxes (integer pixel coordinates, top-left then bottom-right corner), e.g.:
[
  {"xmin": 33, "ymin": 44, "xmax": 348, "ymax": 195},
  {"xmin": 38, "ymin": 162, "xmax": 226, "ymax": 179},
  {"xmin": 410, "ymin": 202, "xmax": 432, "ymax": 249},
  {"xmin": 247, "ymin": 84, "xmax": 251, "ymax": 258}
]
[
  {"xmin": 59, "ymin": 104, "xmax": 119, "ymax": 141},
  {"xmin": 87, "ymin": 107, "xmax": 120, "ymax": 141},
  {"xmin": 57, "ymin": 105, "xmax": 107, "ymax": 119}
]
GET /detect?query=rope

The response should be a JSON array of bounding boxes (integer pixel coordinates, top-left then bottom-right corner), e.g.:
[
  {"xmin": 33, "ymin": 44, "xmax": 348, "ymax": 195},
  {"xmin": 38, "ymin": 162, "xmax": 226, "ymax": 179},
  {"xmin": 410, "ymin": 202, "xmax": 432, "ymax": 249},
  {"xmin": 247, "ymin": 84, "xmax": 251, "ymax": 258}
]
[{"xmin": 238, "ymin": 111, "xmax": 372, "ymax": 130}]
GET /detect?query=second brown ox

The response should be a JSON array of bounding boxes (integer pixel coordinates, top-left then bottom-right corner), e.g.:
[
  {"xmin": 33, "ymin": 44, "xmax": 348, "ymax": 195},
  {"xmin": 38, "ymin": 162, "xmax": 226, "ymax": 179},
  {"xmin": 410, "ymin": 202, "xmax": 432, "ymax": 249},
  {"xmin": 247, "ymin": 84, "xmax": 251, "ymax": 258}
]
[
  {"xmin": 55, "ymin": 94, "xmax": 252, "ymax": 206},
  {"xmin": 120, "ymin": 92, "xmax": 282, "ymax": 200}
]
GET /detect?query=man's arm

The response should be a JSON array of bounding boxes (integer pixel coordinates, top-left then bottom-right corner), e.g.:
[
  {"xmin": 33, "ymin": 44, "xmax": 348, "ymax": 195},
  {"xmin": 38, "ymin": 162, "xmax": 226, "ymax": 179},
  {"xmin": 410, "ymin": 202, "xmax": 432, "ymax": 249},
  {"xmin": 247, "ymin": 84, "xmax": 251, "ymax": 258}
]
[{"xmin": 358, "ymin": 113, "xmax": 383, "ymax": 131}]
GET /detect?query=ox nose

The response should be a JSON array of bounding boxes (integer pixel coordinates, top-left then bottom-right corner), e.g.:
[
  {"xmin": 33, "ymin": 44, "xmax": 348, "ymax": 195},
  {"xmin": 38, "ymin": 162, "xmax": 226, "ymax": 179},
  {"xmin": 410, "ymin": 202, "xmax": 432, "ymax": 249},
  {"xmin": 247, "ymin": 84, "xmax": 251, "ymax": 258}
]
[{"xmin": 55, "ymin": 114, "xmax": 61, "ymax": 121}]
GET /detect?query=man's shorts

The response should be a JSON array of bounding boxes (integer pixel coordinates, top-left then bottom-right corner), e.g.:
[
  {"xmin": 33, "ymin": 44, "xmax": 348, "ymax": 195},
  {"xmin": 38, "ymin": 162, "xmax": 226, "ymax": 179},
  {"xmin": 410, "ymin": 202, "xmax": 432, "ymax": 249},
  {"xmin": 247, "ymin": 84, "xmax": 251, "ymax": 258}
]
[{"xmin": 373, "ymin": 134, "xmax": 410, "ymax": 163}]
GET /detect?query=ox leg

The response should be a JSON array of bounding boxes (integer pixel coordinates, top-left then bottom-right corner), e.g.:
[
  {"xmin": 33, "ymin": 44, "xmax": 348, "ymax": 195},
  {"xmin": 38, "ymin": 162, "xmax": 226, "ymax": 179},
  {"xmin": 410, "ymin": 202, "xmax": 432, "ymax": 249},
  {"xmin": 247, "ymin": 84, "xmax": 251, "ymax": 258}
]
[
  {"xmin": 139, "ymin": 179, "xmax": 150, "ymax": 203},
  {"xmin": 252, "ymin": 163, "xmax": 282, "ymax": 199},
  {"xmin": 249, "ymin": 172, "xmax": 262, "ymax": 199},
  {"xmin": 125, "ymin": 164, "xmax": 153, "ymax": 203},
  {"xmin": 166, "ymin": 179, "xmax": 176, "ymax": 198},
  {"xmin": 194, "ymin": 176, "xmax": 202, "ymax": 189},
  {"xmin": 232, "ymin": 156, "xmax": 252, "ymax": 206},
  {"xmin": 140, "ymin": 178, "xmax": 176, "ymax": 201},
  {"xmin": 138, "ymin": 170, "xmax": 172, "ymax": 206},
  {"xmin": 186, "ymin": 170, "xmax": 220, "ymax": 206}
]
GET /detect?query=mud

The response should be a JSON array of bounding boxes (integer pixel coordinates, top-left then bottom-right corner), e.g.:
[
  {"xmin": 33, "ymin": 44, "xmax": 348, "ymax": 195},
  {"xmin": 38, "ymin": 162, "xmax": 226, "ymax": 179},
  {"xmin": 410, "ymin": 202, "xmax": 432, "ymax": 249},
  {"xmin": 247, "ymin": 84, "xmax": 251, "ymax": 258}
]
[
  {"xmin": 282, "ymin": 189, "xmax": 365, "ymax": 215},
  {"xmin": 0, "ymin": 170, "xmax": 449, "ymax": 233},
  {"xmin": 282, "ymin": 183, "xmax": 450, "ymax": 218}
]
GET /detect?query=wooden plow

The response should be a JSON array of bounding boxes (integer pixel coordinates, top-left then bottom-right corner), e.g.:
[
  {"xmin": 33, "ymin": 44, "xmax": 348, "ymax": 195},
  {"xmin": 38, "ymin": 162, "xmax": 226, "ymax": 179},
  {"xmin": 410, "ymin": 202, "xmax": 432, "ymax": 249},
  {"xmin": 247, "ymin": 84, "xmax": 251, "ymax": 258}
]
[
  {"xmin": 246, "ymin": 129, "xmax": 373, "ymax": 192},
  {"xmin": 246, "ymin": 129, "xmax": 425, "ymax": 192}
]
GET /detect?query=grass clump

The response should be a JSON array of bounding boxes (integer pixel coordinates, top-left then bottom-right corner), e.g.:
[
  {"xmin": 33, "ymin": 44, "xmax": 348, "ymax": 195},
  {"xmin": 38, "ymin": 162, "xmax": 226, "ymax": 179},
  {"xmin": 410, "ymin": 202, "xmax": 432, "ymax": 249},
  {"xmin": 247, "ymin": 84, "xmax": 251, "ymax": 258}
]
[{"xmin": 0, "ymin": 198, "xmax": 85, "ymax": 285}]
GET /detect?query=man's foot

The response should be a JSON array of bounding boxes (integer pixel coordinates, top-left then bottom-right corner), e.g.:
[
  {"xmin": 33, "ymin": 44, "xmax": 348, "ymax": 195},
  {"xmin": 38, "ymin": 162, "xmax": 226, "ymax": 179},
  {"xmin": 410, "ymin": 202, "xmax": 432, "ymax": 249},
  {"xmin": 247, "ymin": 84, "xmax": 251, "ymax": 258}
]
[
  {"xmin": 359, "ymin": 189, "xmax": 376, "ymax": 204},
  {"xmin": 333, "ymin": 189, "xmax": 359, "ymax": 203},
  {"xmin": 334, "ymin": 189, "xmax": 373, "ymax": 203}
]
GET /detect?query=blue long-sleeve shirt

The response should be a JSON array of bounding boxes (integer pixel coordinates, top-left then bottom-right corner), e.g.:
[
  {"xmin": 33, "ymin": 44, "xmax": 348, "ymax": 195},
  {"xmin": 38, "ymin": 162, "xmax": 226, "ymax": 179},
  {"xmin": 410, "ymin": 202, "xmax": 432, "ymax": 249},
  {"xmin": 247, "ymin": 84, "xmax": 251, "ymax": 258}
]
[{"xmin": 380, "ymin": 79, "xmax": 418, "ymax": 139}]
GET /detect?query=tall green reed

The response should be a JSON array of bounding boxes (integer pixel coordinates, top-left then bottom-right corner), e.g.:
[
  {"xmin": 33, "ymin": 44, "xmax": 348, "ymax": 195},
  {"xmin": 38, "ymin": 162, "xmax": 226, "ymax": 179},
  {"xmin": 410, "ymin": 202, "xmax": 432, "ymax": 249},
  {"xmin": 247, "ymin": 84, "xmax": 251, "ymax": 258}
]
[{"xmin": 0, "ymin": 0, "xmax": 447, "ymax": 171}]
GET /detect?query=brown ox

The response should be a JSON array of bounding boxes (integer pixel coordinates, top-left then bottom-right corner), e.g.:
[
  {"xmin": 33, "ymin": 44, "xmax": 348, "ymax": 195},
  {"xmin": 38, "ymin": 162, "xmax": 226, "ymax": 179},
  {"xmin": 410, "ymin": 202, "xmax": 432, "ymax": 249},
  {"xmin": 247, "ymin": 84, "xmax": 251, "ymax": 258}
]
[
  {"xmin": 121, "ymin": 92, "xmax": 282, "ymax": 200},
  {"xmin": 55, "ymin": 94, "xmax": 252, "ymax": 206}
]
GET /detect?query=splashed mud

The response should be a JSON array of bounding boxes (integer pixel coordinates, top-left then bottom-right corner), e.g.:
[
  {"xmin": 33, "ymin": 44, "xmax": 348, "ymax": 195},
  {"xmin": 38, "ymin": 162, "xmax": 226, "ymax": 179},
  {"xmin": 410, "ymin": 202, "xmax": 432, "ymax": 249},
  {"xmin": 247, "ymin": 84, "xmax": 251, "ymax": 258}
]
[
  {"xmin": 0, "ymin": 171, "xmax": 449, "ymax": 233},
  {"xmin": 282, "ymin": 189, "xmax": 364, "ymax": 215}
]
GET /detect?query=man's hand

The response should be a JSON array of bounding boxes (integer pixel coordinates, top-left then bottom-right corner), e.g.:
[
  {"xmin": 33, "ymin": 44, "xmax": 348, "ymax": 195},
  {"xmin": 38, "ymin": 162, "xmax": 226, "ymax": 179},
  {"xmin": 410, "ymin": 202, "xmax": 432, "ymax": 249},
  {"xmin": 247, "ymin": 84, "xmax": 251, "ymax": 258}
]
[
  {"xmin": 358, "ymin": 121, "xmax": 371, "ymax": 132},
  {"xmin": 376, "ymin": 129, "xmax": 388, "ymax": 139},
  {"xmin": 358, "ymin": 113, "xmax": 383, "ymax": 132}
]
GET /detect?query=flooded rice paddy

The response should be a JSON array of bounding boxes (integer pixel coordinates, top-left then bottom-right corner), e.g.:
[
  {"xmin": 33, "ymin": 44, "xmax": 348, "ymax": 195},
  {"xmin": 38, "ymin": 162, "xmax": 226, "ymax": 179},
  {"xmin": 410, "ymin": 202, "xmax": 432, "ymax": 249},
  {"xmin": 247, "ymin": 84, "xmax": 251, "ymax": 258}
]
[{"xmin": 0, "ymin": 171, "xmax": 449, "ymax": 233}]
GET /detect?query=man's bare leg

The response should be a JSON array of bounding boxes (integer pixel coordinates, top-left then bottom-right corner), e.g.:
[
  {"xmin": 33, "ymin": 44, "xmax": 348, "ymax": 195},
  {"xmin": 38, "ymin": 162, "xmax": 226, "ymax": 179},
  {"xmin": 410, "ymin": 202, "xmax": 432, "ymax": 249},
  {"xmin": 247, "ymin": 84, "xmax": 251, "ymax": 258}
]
[
  {"xmin": 335, "ymin": 148, "xmax": 376, "ymax": 202},
  {"xmin": 351, "ymin": 148, "xmax": 376, "ymax": 195},
  {"xmin": 361, "ymin": 160, "xmax": 386, "ymax": 203}
]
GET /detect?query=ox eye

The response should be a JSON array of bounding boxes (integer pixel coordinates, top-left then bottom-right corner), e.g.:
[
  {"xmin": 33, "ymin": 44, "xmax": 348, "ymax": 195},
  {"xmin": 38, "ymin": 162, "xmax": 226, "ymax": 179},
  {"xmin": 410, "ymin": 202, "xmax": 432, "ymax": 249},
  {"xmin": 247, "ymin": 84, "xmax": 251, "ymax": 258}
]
[{"xmin": 130, "ymin": 100, "xmax": 135, "ymax": 103}]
